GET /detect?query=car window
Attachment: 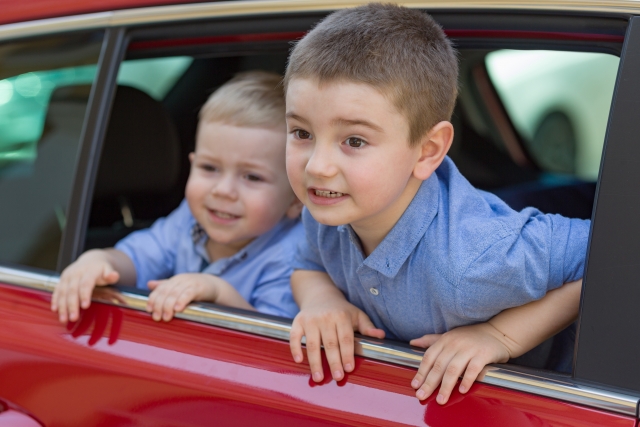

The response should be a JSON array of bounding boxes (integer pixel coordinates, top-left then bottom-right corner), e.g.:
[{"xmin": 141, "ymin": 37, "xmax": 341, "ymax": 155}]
[
  {"xmin": 486, "ymin": 50, "xmax": 619, "ymax": 180},
  {"xmin": 117, "ymin": 57, "xmax": 193, "ymax": 100},
  {"xmin": 0, "ymin": 32, "xmax": 104, "ymax": 270}
]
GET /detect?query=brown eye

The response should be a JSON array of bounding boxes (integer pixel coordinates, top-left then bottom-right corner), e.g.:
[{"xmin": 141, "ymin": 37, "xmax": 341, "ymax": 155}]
[
  {"xmin": 295, "ymin": 129, "xmax": 312, "ymax": 139},
  {"xmin": 346, "ymin": 137, "xmax": 366, "ymax": 148}
]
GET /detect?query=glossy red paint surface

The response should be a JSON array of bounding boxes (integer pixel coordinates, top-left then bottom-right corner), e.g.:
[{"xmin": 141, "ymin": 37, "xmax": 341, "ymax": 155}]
[
  {"xmin": 0, "ymin": 282, "xmax": 636, "ymax": 427},
  {"xmin": 0, "ymin": 0, "xmax": 213, "ymax": 26}
]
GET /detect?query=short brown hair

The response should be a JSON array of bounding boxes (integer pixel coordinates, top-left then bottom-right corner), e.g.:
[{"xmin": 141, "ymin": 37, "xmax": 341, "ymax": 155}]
[
  {"xmin": 200, "ymin": 70, "xmax": 285, "ymax": 129},
  {"xmin": 284, "ymin": 3, "xmax": 458, "ymax": 145}
]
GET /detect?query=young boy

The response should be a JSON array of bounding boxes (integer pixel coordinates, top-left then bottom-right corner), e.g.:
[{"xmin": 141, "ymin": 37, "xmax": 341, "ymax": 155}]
[
  {"xmin": 284, "ymin": 4, "xmax": 587, "ymax": 404},
  {"xmin": 52, "ymin": 71, "xmax": 303, "ymax": 323}
]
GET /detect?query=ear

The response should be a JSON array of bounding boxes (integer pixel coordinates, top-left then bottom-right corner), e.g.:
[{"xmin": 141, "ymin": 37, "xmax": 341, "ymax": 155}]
[
  {"xmin": 285, "ymin": 195, "xmax": 304, "ymax": 219},
  {"xmin": 413, "ymin": 121, "xmax": 454, "ymax": 181}
]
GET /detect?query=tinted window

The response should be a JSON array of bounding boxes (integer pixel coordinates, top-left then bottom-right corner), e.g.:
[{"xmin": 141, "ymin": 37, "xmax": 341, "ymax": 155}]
[{"xmin": 0, "ymin": 32, "xmax": 104, "ymax": 270}]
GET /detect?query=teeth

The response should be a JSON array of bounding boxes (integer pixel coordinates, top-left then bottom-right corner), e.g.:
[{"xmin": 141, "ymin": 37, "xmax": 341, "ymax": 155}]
[
  {"xmin": 214, "ymin": 210, "xmax": 237, "ymax": 219},
  {"xmin": 314, "ymin": 189, "xmax": 345, "ymax": 198}
]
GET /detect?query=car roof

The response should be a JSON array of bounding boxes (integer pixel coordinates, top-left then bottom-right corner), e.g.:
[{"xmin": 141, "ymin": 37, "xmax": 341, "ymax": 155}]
[
  {"xmin": 4, "ymin": 0, "xmax": 640, "ymax": 28},
  {"xmin": 0, "ymin": 0, "xmax": 215, "ymax": 26}
]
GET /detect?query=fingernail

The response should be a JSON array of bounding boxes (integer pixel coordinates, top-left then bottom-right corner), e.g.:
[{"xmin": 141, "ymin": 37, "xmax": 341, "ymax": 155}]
[
  {"xmin": 437, "ymin": 393, "xmax": 445, "ymax": 404},
  {"xmin": 312, "ymin": 372, "xmax": 322, "ymax": 382},
  {"xmin": 333, "ymin": 370, "xmax": 343, "ymax": 380},
  {"xmin": 294, "ymin": 355, "xmax": 302, "ymax": 363},
  {"xmin": 344, "ymin": 363, "xmax": 353, "ymax": 372},
  {"xmin": 411, "ymin": 379, "xmax": 419, "ymax": 389},
  {"xmin": 459, "ymin": 385, "xmax": 467, "ymax": 393},
  {"xmin": 416, "ymin": 390, "xmax": 426, "ymax": 400}
]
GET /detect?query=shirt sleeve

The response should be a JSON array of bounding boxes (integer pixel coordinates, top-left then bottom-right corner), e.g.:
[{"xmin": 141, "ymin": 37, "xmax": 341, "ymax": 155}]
[
  {"xmin": 249, "ymin": 223, "xmax": 303, "ymax": 318},
  {"xmin": 456, "ymin": 213, "xmax": 590, "ymax": 322},
  {"xmin": 115, "ymin": 200, "xmax": 192, "ymax": 290},
  {"xmin": 292, "ymin": 208, "xmax": 328, "ymax": 272}
]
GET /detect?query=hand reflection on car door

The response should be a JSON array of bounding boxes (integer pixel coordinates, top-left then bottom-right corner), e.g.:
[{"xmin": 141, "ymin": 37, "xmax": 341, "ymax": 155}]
[{"xmin": 66, "ymin": 288, "xmax": 124, "ymax": 346}]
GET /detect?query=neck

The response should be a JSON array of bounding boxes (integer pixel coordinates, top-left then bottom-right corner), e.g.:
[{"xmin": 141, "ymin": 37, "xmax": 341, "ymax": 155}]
[
  {"xmin": 206, "ymin": 237, "xmax": 253, "ymax": 262},
  {"xmin": 351, "ymin": 176, "xmax": 423, "ymax": 257}
]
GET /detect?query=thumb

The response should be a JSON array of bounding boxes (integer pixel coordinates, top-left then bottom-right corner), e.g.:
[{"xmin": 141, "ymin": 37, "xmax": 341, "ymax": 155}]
[
  {"xmin": 99, "ymin": 266, "xmax": 119, "ymax": 285},
  {"xmin": 356, "ymin": 311, "xmax": 385, "ymax": 339},
  {"xmin": 410, "ymin": 334, "xmax": 442, "ymax": 348},
  {"xmin": 147, "ymin": 280, "xmax": 160, "ymax": 290}
]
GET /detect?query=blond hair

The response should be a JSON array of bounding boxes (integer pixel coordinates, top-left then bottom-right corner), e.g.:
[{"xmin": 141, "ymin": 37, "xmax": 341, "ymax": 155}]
[
  {"xmin": 200, "ymin": 70, "xmax": 285, "ymax": 129},
  {"xmin": 284, "ymin": 3, "xmax": 458, "ymax": 145}
]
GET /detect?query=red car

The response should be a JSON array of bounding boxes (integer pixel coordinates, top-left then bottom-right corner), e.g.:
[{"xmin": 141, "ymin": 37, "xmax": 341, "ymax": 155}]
[{"xmin": 1, "ymin": 1, "xmax": 639, "ymax": 426}]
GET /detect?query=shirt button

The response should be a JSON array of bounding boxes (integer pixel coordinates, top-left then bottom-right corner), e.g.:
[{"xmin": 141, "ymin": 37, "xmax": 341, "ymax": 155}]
[{"xmin": 369, "ymin": 287, "xmax": 379, "ymax": 296}]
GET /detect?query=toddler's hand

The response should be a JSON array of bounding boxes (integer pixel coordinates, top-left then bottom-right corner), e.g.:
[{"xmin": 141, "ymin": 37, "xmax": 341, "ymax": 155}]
[
  {"xmin": 409, "ymin": 323, "xmax": 511, "ymax": 405},
  {"xmin": 146, "ymin": 273, "xmax": 224, "ymax": 322},
  {"xmin": 51, "ymin": 250, "xmax": 120, "ymax": 323},
  {"xmin": 289, "ymin": 297, "xmax": 385, "ymax": 383}
]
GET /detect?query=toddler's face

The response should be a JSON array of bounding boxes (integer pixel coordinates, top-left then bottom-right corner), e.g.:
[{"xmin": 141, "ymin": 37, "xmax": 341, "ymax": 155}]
[
  {"xmin": 286, "ymin": 78, "xmax": 423, "ymax": 234},
  {"xmin": 186, "ymin": 122, "xmax": 298, "ymax": 254}
]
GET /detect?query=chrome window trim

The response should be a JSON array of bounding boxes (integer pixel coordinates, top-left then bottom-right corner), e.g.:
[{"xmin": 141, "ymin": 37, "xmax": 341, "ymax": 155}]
[
  {"xmin": 0, "ymin": 0, "xmax": 638, "ymax": 42},
  {"xmin": 1, "ymin": 265, "xmax": 638, "ymax": 417}
]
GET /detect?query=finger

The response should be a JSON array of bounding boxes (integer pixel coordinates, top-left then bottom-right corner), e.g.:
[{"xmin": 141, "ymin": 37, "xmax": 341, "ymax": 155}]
[
  {"xmin": 417, "ymin": 349, "xmax": 456, "ymax": 401},
  {"xmin": 174, "ymin": 287, "xmax": 197, "ymax": 312},
  {"xmin": 78, "ymin": 275, "xmax": 96, "ymax": 310},
  {"xmin": 51, "ymin": 283, "xmax": 60, "ymax": 311},
  {"xmin": 336, "ymin": 320, "xmax": 355, "ymax": 373},
  {"xmin": 65, "ymin": 276, "xmax": 81, "ymax": 322},
  {"xmin": 459, "ymin": 356, "xmax": 486, "ymax": 394},
  {"xmin": 56, "ymin": 283, "xmax": 69, "ymax": 323},
  {"xmin": 305, "ymin": 328, "xmax": 324, "ymax": 383},
  {"xmin": 410, "ymin": 334, "xmax": 442, "ymax": 349},
  {"xmin": 98, "ymin": 265, "xmax": 119, "ymax": 285},
  {"xmin": 435, "ymin": 353, "xmax": 469, "ymax": 405},
  {"xmin": 356, "ymin": 312, "xmax": 385, "ymax": 339},
  {"xmin": 147, "ymin": 280, "xmax": 160, "ymax": 291},
  {"xmin": 151, "ymin": 284, "xmax": 168, "ymax": 321},
  {"xmin": 289, "ymin": 319, "xmax": 305, "ymax": 363},
  {"xmin": 412, "ymin": 340, "xmax": 442, "ymax": 390},
  {"xmin": 162, "ymin": 286, "xmax": 183, "ymax": 321},
  {"xmin": 320, "ymin": 323, "xmax": 345, "ymax": 381}
]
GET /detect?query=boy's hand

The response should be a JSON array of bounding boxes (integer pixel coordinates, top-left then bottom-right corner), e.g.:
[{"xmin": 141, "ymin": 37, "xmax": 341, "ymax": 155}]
[
  {"xmin": 146, "ymin": 273, "xmax": 223, "ymax": 322},
  {"xmin": 51, "ymin": 250, "xmax": 120, "ymax": 323},
  {"xmin": 409, "ymin": 322, "xmax": 511, "ymax": 405},
  {"xmin": 289, "ymin": 295, "xmax": 385, "ymax": 383},
  {"xmin": 146, "ymin": 273, "xmax": 254, "ymax": 321}
]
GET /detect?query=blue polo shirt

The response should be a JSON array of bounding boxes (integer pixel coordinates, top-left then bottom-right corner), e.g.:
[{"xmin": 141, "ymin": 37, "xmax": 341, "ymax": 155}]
[
  {"xmin": 293, "ymin": 157, "xmax": 590, "ymax": 341},
  {"xmin": 115, "ymin": 200, "xmax": 303, "ymax": 318}
]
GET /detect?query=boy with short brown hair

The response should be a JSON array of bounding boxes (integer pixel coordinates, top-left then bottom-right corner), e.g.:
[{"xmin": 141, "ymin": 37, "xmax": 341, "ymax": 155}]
[{"xmin": 285, "ymin": 3, "xmax": 586, "ymax": 404}]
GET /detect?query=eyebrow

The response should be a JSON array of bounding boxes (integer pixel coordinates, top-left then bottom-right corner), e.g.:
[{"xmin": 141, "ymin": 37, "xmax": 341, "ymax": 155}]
[
  {"xmin": 330, "ymin": 118, "xmax": 383, "ymax": 133},
  {"xmin": 286, "ymin": 112, "xmax": 383, "ymax": 133}
]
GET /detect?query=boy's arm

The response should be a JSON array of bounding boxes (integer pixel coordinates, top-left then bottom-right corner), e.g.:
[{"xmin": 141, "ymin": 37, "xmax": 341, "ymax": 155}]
[
  {"xmin": 289, "ymin": 270, "xmax": 385, "ymax": 382},
  {"xmin": 51, "ymin": 248, "xmax": 136, "ymax": 322},
  {"xmin": 411, "ymin": 279, "xmax": 582, "ymax": 404}
]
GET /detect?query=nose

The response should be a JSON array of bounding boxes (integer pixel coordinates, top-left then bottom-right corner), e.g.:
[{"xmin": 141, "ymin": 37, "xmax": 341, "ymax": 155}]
[
  {"xmin": 305, "ymin": 140, "xmax": 338, "ymax": 179},
  {"xmin": 211, "ymin": 172, "xmax": 238, "ymax": 200}
]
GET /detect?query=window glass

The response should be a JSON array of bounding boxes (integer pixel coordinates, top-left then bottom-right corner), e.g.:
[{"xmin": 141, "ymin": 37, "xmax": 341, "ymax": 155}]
[
  {"xmin": 0, "ymin": 32, "xmax": 104, "ymax": 270},
  {"xmin": 486, "ymin": 50, "xmax": 619, "ymax": 180},
  {"xmin": 117, "ymin": 57, "xmax": 193, "ymax": 100}
]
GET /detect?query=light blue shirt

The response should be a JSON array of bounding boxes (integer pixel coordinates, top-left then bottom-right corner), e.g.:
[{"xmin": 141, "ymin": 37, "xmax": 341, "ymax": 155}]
[
  {"xmin": 293, "ymin": 157, "xmax": 590, "ymax": 341},
  {"xmin": 116, "ymin": 200, "xmax": 303, "ymax": 318}
]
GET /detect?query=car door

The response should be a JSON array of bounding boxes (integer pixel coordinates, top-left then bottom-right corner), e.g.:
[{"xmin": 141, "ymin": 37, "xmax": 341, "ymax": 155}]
[{"xmin": 1, "ymin": 2, "xmax": 640, "ymax": 427}]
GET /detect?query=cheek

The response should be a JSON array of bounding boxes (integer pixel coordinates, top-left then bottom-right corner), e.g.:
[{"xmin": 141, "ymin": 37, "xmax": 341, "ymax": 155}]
[
  {"xmin": 185, "ymin": 176, "xmax": 207, "ymax": 204},
  {"xmin": 285, "ymin": 148, "xmax": 307, "ymax": 189}
]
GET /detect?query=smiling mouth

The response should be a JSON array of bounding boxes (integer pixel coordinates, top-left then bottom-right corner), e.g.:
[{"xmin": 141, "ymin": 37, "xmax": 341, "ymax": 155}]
[
  {"xmin": 314, "ymin": 189, "xmax": 346, "ymax": 198},
  {"xmin": 211, "ymin": 209, "xmax": 240, "ymax": 219}
]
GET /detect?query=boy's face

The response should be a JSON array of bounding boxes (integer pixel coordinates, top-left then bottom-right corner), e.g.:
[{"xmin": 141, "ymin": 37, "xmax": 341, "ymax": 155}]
[
  {"xmin": 186, "ymin": 122, "xmax": 298, "ymax": 253},
  {"xmin": 286, "ymin": 78, "xmax": 424, "ymax": 234}
]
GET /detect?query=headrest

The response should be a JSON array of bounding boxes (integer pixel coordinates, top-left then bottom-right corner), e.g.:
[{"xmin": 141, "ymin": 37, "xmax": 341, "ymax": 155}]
[{"xmin": 93, "ymin": 85, "xmax": 180, "ymax": 198}]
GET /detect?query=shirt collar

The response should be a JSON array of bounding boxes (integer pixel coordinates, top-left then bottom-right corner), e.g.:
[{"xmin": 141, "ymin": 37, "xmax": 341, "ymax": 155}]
[
  {"xmin": 191, "ymin": 216, "xmax": 296, "ymax": 267},
  {"xmin": 362, "ymin": 173, "xmax": 440, "ymax": 278}
]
